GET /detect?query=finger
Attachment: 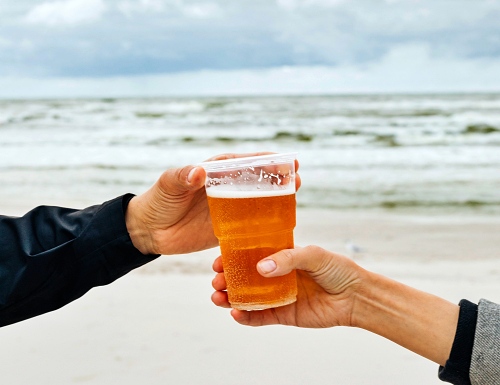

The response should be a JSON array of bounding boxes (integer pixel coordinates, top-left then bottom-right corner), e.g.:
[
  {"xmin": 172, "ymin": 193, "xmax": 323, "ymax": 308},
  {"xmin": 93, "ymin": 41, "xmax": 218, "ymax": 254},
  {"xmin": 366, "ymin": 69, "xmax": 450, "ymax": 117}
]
[
  {"xmin": 230, "ymin": 309, "xmax": 281, "ymax": 326},
  {"xmin": 159, "ymin": 165, "xmax": 206, "ymax": 194},
  {"xmin": 212, "ymin": 256, "xmax": 223, "ymax": 273},
  {"xmin": 212, "ymin": 272, "xmax": 227, "ymax": 291},
  {"xmin": 256, "ymin": 245, "xmax": 330, "ymax": 278},
  {"xmin": 211, "ymin": 291, "xmax": 231, "ymax": 308},
  {"xmin": 186, "ymin": 166, "xmax": 206, "ymax": 189},
  {"xmin": 295, "ymin": 172, "xmax": 301, "ymax": 192},
  {"xmin": 205, "ymin": 152, "xmax": 274, "ymax": 162}
]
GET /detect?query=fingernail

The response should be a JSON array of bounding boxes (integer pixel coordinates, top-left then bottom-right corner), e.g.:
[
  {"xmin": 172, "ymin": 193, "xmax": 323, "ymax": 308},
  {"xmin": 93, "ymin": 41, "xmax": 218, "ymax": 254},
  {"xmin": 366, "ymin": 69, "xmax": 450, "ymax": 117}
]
[
  {"xmin": 187, "ymin": 167, "xmax": 198, "ymax": 183},
  {"xmin": 258, "ymin": 259, "xmax": 277, "ymax": 274}
]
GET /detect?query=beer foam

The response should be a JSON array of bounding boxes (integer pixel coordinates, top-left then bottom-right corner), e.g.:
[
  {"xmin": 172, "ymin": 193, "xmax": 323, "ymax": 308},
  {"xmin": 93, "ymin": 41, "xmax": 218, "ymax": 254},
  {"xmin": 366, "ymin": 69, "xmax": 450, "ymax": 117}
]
[{"xmin": 205, "ymin": 187, "xmax": 295, "ymax": 198}]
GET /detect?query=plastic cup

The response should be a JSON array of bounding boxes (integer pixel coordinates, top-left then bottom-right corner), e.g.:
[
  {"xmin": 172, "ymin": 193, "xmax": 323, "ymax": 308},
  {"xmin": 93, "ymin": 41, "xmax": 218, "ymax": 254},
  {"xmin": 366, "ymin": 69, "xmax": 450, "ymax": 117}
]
[{"xmin": 199, "ymin": 153, "xmax": 297, "ymax": 310}]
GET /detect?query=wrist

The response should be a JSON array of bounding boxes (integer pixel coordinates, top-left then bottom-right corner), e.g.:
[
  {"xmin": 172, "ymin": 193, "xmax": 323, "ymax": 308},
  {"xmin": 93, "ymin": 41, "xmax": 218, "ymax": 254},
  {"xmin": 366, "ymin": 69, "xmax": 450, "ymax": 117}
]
[
  {"xmin": 125, "ymin": 196, "xmax": 156, "ymax": 255},
  {"xmin": 351, "ymin": 269, "xmax": 459, "ymax": 365},
  {"xmin": 350, "ymin": 269, "xmax": 389, "ymax": 330}
]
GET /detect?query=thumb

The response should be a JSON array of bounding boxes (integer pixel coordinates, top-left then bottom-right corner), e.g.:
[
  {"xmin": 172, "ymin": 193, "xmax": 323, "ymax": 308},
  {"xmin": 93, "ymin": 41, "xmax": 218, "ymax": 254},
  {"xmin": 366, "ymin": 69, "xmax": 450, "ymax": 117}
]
[
  {"xmin": 257, "ymin": 245, "xmax": 330, "ymax": 277},
  {"xmin": 159, "ymin": 165, "xmax": 206, "ymax": 193}
]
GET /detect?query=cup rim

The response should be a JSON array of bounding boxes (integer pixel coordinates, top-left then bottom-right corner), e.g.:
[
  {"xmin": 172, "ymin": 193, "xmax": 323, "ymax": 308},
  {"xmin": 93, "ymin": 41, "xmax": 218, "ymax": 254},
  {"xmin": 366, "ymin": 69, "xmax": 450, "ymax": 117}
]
[{"xmin": 196, "ymin": 152, "xmax": 297, "ymax": 171}]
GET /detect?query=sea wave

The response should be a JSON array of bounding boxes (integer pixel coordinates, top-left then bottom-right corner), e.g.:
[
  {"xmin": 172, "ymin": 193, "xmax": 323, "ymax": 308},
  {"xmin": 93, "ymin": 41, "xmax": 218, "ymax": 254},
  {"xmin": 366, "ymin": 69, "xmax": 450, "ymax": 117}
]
[{"xmin": 1, "ymin": 94, "xmax": 500, "ymax": 213}]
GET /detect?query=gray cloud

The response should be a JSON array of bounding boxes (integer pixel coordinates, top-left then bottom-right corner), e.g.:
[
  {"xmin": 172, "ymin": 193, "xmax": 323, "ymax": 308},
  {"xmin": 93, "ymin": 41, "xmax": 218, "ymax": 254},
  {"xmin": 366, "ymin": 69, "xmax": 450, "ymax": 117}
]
[{"xmin": 0, "ymin": 0, "xmax": 499, "ymax": 78}]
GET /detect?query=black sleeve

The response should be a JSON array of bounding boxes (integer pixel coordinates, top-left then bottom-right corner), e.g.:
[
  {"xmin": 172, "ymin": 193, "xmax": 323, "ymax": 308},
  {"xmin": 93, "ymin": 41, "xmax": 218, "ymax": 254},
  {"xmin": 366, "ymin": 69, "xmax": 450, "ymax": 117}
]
[
  {"xmin": 0, "ymin": 194, "xmax": 159, "ymax": 327},
  {"xmin": 438, "ymin": 299, "xmax": 478, "ymax": 385}
]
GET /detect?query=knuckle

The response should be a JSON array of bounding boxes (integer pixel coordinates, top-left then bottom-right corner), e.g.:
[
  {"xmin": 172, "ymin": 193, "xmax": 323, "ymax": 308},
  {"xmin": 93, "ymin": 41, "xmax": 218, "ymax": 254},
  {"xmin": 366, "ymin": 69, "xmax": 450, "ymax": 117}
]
[
  {"xmin": 304, "ymin": 244, "xmax": 322, "ymax": 255},
  {"xmin": 279, "ymin": 248, "xmax": 296, "ymax": 265}
]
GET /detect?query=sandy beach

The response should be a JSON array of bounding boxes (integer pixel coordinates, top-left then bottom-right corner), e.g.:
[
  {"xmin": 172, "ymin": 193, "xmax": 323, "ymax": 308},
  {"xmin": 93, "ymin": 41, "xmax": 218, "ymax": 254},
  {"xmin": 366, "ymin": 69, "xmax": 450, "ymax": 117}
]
[{"xmin": 1, "ymin": 205, "xmax": 499, "ymax": 385}]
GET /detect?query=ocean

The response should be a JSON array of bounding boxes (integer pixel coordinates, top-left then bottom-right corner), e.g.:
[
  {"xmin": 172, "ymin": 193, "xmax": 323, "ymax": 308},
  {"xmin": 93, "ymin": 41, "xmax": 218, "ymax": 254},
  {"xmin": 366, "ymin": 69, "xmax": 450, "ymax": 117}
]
[{"xmin": 1, "ymin": 93, "xmax": 499, "ymax": 214}]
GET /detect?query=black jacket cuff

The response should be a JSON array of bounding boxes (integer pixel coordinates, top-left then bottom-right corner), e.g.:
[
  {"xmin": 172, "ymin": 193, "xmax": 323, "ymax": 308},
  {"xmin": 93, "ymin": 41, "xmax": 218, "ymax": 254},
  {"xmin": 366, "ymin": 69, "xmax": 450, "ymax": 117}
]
[
  {"xmin": 438, "ymin": 299, "xmax": 478, "ymax": 385},
  {"xmin": 73, "ymin": 193, "xmax": 160, "ymax": 280}
]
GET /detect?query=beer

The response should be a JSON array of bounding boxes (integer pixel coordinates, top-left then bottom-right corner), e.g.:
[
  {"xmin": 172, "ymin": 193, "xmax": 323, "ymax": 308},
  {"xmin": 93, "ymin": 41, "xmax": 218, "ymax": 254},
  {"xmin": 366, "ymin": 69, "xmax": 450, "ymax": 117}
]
[
  {"xmin": 200, "ymin": 152, "xmax": 298, "ymax": 310},
  {"xmin": 207, "ymin": 190, "xmax": 297, "ymax": 310}
]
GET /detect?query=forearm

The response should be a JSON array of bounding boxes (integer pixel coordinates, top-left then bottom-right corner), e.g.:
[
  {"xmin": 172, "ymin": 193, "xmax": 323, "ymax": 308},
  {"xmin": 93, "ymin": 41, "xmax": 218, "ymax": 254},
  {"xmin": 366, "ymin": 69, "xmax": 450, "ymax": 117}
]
[{"xmin": 352, "ymin": 269, "xmax": 460, "ymax": 366}]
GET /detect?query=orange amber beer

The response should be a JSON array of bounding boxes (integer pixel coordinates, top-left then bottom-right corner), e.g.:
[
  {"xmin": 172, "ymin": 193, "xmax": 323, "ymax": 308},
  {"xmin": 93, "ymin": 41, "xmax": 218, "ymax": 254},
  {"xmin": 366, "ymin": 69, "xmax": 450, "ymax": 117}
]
[
  {"xmin": 201, "ymin": 153, "xmax": 298, "ymax": 310},
  {"xmin": 208, "ymin": 191, "xmax": 297, "ymax": 310}
]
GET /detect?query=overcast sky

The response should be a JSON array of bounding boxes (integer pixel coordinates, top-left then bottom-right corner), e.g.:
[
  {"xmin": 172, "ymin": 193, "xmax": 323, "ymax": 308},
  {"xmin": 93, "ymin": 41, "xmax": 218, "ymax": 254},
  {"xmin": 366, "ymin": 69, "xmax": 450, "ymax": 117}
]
[{"xmin": 1, "ymin": 0, "xmax": 500, "ymax": 97}]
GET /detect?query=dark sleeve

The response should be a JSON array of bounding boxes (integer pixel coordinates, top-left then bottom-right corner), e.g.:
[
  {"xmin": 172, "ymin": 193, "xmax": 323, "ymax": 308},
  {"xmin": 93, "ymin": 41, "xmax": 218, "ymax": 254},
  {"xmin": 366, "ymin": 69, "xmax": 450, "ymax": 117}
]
[
  {"xmin": 438, "ymin": 299, "xmax": 478, "ymax": 385},
  {"xmin": 0, "ymin": 194, "xmax": 160, "ymax": 327}
]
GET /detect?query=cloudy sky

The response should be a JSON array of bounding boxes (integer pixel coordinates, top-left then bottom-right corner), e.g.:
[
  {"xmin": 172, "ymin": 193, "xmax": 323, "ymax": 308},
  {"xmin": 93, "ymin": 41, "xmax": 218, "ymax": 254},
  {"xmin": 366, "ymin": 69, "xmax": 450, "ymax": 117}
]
[{"xmin": 1, "ymin": 0, "xmax": 500, "ymax": 98}]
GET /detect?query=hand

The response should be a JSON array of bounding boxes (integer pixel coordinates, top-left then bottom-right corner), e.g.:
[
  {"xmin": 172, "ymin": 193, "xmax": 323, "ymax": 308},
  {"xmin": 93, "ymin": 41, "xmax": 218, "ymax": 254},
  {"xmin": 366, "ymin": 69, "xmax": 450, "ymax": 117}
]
[
  {"xmin": 125, "ymin": 153, "xmax": 301, "ymax": 255},
  {"xmin": 211, "ymin": 245, "xmax": 364, "ymax": 328},
  {"xmin": 211, "ymin": 245, "xmax": 459, "ymax": 366}
]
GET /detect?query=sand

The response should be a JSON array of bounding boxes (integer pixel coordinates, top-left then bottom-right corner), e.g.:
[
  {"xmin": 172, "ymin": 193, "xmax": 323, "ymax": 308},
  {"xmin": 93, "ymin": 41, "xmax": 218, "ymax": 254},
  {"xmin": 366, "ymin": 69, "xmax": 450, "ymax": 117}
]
[{"xmin": 1, "ymin": 206, "xmax": 500, "ymax": 385}]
